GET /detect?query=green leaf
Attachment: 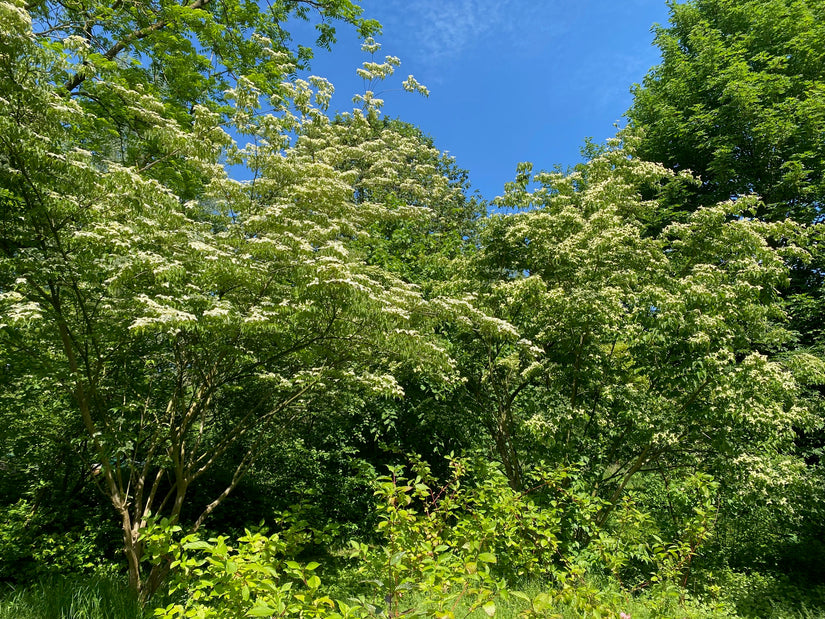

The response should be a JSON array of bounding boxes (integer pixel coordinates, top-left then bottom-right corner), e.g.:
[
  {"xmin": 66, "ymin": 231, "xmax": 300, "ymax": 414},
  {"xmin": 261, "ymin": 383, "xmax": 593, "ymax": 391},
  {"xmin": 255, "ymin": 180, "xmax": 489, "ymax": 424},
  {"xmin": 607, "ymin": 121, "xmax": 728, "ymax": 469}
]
[
  {"xmin": 389, "ymin": 551, "xmax": 406, "ymax": 566},
  {"xmin": 247, "ymin": 603, "xmax": 277, "ymax": 616}
]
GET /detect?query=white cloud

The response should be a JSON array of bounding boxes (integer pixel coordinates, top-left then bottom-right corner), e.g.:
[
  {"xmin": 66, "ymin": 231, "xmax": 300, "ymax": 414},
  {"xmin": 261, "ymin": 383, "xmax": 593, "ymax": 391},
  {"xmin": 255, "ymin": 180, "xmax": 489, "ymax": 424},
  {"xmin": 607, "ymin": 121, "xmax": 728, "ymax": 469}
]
[{"xmin": 373, "ymin": 0, "xmax": 577, "ymax": 66}]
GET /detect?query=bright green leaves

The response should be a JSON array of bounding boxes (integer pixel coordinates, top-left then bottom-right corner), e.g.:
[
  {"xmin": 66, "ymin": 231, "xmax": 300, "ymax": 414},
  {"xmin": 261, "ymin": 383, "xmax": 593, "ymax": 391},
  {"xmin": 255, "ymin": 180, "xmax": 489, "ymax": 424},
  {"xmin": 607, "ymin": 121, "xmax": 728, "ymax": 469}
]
[
  {"xmin": 144, "ymin": 459, "xmax": 720, "ymax": 617},
  {"xmin": 457, "ymin": 137, "xmax": 806, "ymax": 511},
  {"xmin": 30, "ymin": 0, "xmax": 378, "ymax": 104},
  {"xmin": 628, "ymin": 0, "xmax": 825, "ymax": 223},
  {"xmin": 147, "ymin": 522, "xmax": 338, "ymax": 619}
]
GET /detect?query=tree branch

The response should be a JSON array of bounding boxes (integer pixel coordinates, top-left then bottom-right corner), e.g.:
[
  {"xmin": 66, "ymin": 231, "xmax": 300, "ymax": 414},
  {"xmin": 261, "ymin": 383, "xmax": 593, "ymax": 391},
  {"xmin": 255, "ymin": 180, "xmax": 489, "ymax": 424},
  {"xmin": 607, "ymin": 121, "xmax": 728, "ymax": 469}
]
[{"xmin": 63, "ymin": 0, "xmax": 213, "ymax": 93}]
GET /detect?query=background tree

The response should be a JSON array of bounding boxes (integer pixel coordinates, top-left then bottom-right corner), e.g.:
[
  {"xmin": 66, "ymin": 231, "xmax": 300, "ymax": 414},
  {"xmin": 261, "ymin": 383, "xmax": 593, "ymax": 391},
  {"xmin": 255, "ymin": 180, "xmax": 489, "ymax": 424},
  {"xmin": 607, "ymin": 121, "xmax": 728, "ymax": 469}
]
[{"xmin": 627, "ymin": 0, "xmax": 825, "ymax": 224}]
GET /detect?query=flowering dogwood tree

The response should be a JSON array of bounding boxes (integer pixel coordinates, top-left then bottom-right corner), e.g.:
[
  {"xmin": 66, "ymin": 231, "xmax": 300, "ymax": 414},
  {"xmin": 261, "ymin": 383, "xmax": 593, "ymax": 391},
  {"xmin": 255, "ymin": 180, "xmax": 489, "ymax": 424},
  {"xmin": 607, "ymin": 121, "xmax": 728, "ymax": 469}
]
[
  {"xmin": 0, "ymin": 0, "xmax": 453, "ymax": 596},
  {"xmin": 452, "ymin": 136, "xmax": 815, "ymax": 519}
]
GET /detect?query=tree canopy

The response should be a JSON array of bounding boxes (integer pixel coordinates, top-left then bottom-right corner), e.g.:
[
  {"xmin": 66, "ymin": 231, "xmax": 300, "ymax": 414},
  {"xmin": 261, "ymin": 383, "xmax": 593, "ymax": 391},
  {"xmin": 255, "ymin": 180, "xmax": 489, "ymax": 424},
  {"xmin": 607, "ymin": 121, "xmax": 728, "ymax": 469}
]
[
  {"xmin": 628, "ymin": 0, "xmax": 825, "ymax": 224},
  {"xmin": 1, "ymin": 0, "xmax": 825, "ymax": 613}
]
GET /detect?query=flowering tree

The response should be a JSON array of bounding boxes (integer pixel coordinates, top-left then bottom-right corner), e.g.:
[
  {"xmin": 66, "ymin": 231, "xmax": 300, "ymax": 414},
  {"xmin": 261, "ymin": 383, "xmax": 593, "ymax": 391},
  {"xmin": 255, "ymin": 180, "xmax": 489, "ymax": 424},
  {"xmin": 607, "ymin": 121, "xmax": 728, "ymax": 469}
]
[
  {"xmin": 0, "ymin": 0, "xmax": 454, "ymax": 596},
  {"xmin": 627, "ymin": 0, "xmax": 825, "ymax": 570},
  {"xmin": 450, "ymin": 136, "xmax": 815, "ymax": 522}
]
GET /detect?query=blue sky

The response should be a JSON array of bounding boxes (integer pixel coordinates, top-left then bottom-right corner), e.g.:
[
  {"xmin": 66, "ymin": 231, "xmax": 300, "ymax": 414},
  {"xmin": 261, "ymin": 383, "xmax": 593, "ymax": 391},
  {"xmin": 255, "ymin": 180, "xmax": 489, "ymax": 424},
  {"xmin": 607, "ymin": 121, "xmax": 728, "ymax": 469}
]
[{"xmin": 290, "ymin": 1, "xmax": 673, "ymax": 201}]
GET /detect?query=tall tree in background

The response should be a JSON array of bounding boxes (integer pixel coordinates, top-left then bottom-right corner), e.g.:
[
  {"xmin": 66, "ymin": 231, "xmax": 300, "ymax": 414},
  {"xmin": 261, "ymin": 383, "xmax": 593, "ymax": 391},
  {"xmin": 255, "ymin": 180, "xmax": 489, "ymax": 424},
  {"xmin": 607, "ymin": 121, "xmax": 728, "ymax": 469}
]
[{"xmin": 628, "ymin": 0, "xmax": 825, "ymax": 224}]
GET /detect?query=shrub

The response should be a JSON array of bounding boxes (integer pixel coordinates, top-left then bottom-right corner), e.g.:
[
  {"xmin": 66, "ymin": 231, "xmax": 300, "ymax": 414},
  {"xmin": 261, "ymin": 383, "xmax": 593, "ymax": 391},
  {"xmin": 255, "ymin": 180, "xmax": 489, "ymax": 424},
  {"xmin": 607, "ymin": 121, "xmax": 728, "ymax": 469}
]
[{"xmin": 141, "ymin": 457, "xmax": 726, "ymax": 618}]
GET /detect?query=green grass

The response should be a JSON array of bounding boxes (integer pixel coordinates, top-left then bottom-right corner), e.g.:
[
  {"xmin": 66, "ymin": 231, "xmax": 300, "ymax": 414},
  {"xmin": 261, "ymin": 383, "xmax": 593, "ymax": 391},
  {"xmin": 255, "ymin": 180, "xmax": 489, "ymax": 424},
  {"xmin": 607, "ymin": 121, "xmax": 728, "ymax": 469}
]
[
  {"xmin": 0, "ymin": 575, "xmax": 147, "ymax": 619},
  {"xmin": 714, "ymin": 570, "xmax": 825, "ymax": 619},
  {"xmin": 3, "ymin": 572, "xmax": 825, "ymax": 619},
  {"xmin": 387, "ymin": 576, "xmax": 825, "ymax": 619}
]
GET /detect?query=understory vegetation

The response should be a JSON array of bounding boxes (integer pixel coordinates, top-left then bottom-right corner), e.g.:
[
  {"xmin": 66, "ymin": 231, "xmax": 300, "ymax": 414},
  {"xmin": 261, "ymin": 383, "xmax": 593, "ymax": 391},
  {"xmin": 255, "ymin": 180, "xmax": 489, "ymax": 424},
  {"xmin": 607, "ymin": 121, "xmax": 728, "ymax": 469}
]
[{"xmin": 1, "ymin": 0, "xmax": 824, "ymax": 617}]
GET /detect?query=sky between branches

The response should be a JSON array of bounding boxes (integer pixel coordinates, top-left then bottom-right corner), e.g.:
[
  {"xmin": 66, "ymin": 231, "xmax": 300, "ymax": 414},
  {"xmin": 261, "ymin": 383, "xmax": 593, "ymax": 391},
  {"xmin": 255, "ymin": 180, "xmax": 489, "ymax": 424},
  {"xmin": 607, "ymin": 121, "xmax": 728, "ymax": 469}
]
[{"xmin": 288, "ymin": 0, "xmax": 672, "ymax": 200}]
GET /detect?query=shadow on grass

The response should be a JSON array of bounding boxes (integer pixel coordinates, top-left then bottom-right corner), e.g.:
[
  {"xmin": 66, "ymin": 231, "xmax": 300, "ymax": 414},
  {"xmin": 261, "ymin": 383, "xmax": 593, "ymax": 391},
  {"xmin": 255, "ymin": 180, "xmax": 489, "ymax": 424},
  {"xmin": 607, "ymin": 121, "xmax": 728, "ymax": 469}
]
[{"xmin": 0, "ymin": 574, "xmax": 147, "ymax": 619}]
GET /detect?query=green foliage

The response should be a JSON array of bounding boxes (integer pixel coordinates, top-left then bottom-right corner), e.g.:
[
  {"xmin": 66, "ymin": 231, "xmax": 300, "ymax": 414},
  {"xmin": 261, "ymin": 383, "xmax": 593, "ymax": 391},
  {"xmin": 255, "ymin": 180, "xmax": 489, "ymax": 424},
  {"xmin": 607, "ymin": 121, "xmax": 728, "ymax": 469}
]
[
  {"xmin": 0, "ymin": 501, "xmax": 120, "ymax": 582},
  {"xmin": 30, "ymin": 0, "xmax": 378, "ymax": 101},
  {"xmin": 2, "ymin": 0, "xmax": 825, "ymax": 610},
  {"xmin": 145, "ymin": 521, "xmax": 341, "ymax": 618},
  {"xmin": 139, "ymin": 458, "xmax": 733, "ymax": 618},
  {"xmin": 628, "ymin": 0, "xmax": 825, "ymax": 224},
  {"xmin": 711, "ymin": 570, "xmax": 825, "ymax": 618},
  {"xmin": 0, "ymin": 575, "xmax": 145, "ymax": 619}
]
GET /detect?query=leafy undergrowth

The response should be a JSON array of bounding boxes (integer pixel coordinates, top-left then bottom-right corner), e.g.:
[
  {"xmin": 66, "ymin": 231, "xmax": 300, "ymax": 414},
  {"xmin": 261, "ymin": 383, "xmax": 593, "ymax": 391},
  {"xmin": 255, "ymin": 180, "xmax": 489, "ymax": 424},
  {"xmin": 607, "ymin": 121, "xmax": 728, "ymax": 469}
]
[
  {"xmin": 137, "ymin": 459, "xmax": 818, "ymax": 619},
  {"xmin": 3, "ymin": 460, "xmax": 824, "ymax": 619},
  {"xmin": 714, "ymin": 570, "xmax": 825, "ymax": 619},
  {"xmin": 2, "ymin": 572, "xmax": 825, "ymax": 619}
]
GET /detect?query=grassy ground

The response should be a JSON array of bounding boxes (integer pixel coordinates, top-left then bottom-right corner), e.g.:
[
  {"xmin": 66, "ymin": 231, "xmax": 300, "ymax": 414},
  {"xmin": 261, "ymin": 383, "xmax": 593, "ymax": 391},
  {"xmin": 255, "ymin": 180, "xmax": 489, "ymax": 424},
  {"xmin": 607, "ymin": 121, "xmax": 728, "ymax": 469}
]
[
  {"xmin": 0, "ymin": 575, "xmax": 146, "ymax": 619},
  {"xmin": 2, "ymin": 573, "xmax": 825, "ymax": 619}
]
